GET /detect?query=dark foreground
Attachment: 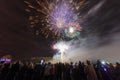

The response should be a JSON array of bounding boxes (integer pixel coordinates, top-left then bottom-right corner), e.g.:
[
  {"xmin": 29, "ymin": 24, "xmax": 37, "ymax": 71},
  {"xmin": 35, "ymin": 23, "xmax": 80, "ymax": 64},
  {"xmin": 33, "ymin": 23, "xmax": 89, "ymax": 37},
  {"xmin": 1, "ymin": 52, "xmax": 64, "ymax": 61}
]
[{"xmin": 0, "ymin": 60, "xmax": 120, "ymax": 80}]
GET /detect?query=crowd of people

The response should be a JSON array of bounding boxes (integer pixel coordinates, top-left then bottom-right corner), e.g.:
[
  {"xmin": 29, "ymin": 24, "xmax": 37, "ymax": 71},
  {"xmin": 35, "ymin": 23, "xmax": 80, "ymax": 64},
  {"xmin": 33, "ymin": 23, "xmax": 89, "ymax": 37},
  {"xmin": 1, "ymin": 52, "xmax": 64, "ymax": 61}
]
[{"xmin": 0, "ymin": 60, "xmax": 120, "ymax": 80}]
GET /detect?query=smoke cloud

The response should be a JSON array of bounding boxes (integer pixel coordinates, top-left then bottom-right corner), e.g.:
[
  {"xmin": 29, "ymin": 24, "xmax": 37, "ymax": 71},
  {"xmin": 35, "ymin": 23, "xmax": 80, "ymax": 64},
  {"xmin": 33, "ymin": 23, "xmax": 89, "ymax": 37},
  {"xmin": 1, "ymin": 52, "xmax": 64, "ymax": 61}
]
[
  {"xmin": 52, "ymin": 33, "xmax": 120, "ymax": 63},
  {"xmin": 52, "ymin": 0, "xmax": 120, "ymax": 63}
]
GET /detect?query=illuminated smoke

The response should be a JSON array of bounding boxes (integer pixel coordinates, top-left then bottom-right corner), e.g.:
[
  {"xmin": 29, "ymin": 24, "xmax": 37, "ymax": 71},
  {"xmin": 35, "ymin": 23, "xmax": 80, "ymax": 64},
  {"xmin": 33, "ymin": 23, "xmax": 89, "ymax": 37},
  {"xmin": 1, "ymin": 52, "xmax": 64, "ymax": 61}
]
[{"xmin": 52, "ymin": 0, "xmax": 120, "ymax": 63}]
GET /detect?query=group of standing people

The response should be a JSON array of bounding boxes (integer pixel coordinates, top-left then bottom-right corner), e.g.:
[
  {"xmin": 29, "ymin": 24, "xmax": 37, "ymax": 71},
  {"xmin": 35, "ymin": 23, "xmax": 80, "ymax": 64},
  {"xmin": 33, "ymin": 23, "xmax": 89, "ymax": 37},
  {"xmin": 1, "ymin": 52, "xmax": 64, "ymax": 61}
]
[{"xmin": 0, "ymin": 60, "xmax": 120, "ymax": 80}]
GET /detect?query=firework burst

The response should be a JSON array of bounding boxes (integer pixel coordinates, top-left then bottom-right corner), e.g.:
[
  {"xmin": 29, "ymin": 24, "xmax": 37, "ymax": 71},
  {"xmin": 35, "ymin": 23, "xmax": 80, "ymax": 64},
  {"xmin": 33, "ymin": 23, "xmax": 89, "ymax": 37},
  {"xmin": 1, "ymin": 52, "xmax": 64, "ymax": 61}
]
[
  {"xmin": 65, "ymin": 22, "xmax": 82, "ymax": 38},
  {"xmin": 24, "ymin": 0, "xmax": 89, "ymax": 39}
]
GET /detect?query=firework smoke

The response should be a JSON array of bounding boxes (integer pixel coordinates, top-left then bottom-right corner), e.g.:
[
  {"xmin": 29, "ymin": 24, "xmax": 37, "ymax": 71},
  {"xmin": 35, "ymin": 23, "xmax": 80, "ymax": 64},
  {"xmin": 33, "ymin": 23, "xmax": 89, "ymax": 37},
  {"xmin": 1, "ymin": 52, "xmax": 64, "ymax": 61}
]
[
  {"xmin": 52, "ymin": 0, "xmax": 120, "ymax": 63},
  {"xmin": 52, "ymin": 33, "xmax": 120, "ymax": 63}
]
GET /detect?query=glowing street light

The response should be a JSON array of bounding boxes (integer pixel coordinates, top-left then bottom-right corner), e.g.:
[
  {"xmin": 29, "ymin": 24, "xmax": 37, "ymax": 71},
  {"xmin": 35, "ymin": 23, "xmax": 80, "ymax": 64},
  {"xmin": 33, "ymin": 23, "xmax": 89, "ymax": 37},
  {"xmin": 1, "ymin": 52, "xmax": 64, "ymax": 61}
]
[{"xmin": 53, "ymin": 41, "xmax": 69, "ymax": 62}]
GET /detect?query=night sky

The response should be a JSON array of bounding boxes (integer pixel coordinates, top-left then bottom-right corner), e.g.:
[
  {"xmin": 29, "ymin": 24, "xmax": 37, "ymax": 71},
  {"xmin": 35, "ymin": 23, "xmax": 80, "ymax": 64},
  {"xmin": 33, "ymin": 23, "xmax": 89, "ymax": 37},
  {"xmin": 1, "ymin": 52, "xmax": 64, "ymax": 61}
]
[
  {"xmin": 0, "ymin": 0, "xmax": 120, "ymax": 60},
  {"xmin": 0, "ymin": 0, "xmax": 53, "ymax": 59}
]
